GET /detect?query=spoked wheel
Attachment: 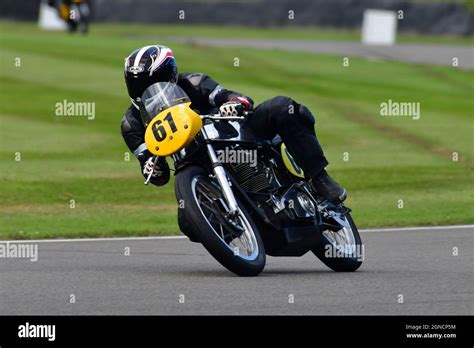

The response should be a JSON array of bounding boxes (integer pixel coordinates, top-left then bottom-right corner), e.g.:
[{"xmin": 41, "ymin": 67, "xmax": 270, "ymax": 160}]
[
  {"xmin": 192, "ymin": 176, "xmax": 260, "ymax": 261},
  {"xmin": 312, "ymin": 211, "xmax": 363, "ymax": 272},
  {"xmin": 175, "ymin": 166, "xmax": 265, "ymax": 276}
]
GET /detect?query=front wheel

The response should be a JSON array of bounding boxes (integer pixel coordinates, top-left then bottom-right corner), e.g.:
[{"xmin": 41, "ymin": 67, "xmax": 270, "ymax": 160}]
[
  {"xmin": 175, "ymin": 166, "xmax": 266, "ymax": 276},
  {"xmin": 312, "ymin": 212, "xmax": 363, "ymax": 272}
]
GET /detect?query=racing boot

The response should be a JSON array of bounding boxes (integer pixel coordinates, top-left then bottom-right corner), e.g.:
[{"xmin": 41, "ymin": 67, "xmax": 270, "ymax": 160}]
[{"xmin": 310, "ymin": 169, "xmax": 347, "ymax": 203}]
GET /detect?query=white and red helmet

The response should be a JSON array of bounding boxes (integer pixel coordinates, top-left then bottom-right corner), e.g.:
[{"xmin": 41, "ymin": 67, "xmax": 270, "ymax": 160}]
[{"xmin": 124, "ymin": 45, "xmax": 178, "ymax": 108}]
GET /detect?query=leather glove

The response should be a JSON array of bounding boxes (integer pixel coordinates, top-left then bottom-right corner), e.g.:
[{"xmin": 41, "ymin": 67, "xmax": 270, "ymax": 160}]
[
  {"xmin": 138, "ymin": 152, "xmax": 170, "ymax": 186},
  {"xmin": 219, "ymin": 102, "xmax": 246, "ymax": 117}
]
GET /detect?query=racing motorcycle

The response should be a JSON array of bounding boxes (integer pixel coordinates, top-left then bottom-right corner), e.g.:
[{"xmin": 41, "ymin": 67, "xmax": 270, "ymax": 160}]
[
  {"xmin": 50, "ymin": 0, "xmax": 90, "ymax": 33},
  {"xmin": 140, "ymin": 82, "xmax": 363, "ymax": 276}
]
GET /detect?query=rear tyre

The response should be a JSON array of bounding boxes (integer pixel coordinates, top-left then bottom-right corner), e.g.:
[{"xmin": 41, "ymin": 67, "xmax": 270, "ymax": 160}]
[{"xmin": 312, "ymin": 213, "xmax": 363, "ymax": 272}]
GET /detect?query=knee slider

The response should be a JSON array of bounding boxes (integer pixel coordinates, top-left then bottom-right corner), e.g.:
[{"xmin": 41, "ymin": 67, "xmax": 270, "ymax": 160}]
[{"xmin": 297, "ymin": 104, "xmax": 315, "ymax": 130}]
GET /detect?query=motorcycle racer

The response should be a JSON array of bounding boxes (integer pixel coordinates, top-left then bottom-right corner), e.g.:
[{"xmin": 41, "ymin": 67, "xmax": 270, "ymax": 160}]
[
  {"xmin": 121, "ymin": 45, "xmax": 347, "ymax": 203},
  {"xmin": 47, "ymin": 0, "xmax": 90, "ymax": 33}
]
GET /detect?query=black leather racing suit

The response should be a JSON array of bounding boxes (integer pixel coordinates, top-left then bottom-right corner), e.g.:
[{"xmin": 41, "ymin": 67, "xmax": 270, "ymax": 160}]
[{"xmin": 121, "ymin": 72, "xmax": 328, "ymax": 180}]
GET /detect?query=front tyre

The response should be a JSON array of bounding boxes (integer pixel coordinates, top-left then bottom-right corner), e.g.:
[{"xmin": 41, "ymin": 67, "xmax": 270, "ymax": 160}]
[
  {"xmin": 312, "ymin": 212, "xmax": 363, "ymax": 272},
  {"xmin": 175, "ymin": 166, "xmax": 266, "ymax": 276}
]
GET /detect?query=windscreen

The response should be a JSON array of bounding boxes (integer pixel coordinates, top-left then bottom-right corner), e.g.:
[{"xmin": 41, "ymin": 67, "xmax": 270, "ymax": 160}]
[{"xmin": 139, "ymin": 82, "xmax": 190, "ymax": 126}]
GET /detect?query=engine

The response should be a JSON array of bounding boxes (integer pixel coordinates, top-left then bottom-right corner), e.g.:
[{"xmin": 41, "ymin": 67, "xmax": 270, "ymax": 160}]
[
  {"xmin": 228, "ymin": 160, "xmax": 273, "ymax": 193},
  {"xmin": 227, "ymin": 151, "xmax": 317, "ymax": 221}
]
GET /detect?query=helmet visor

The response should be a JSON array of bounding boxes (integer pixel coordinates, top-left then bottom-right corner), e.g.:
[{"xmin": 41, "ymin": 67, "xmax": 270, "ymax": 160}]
[{"xmin": 126, "ymin": 66, "xmax": 177, "ymax": 104}]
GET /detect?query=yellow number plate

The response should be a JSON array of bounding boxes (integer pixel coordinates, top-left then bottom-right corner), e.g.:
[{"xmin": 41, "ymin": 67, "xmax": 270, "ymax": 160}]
[{"xmin": 145, "ymin": 102, "xmax": 203, "ymax": 157}]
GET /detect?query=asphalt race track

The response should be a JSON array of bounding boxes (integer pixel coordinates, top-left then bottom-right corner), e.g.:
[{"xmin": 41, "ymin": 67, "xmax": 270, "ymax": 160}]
[
  {"xmin": 163, "ymin": 37, "xmax": 474, "ymax": 69},
  {"xmin": 0, "ymin": 225, "xmax": 472, "ymax": 315}
]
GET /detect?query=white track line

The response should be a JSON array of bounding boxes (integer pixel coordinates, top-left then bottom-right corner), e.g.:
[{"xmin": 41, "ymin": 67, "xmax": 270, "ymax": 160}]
[
  {"xmin": 359, "ymin": 224, "xmax": 473, "ymax": 233},
  {"xmin": 0, "ymin": 225, "xmax": 472, "ymax": 243},
  {"xmin": 0, "ymin": 236, "xmax": 188, "ymax": 243}
]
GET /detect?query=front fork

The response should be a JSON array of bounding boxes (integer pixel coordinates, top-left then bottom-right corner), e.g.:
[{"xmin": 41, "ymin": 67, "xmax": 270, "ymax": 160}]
[{"xmin": 200, "ymin": 127, "xmax": 240, "ymax": 216}]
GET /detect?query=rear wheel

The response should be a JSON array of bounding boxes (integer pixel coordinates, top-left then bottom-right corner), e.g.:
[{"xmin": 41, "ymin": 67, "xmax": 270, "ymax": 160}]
[
  {"xmin": 175, "ymin": 166, "xmax": 266, "ymax": 276},
  {"xmin": 312, "ymin": 212, "xmax": 363, "ymax": 272}
]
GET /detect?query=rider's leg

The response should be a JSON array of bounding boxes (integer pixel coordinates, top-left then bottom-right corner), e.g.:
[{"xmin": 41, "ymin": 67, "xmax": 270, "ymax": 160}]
[{"xmin": 247, "ymin": 96, "xmax": 347, "ymax": 203}]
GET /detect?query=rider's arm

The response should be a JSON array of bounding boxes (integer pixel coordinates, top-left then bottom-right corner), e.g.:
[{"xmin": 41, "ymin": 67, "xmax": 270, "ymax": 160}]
[
  {"xmin": 120, "ymin": 106, "xmax": 170, "ymax": 186},
  {"xmin": 120, "ymin": 106, "xmax": 146, "ymax": 157},
  {"xmin": 178, "ymin": 72, "xmax": 253, "ymax": 110}
]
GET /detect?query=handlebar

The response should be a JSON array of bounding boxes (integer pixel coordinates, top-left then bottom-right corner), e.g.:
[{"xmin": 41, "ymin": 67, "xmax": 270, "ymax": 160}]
[
  {"xmin": 200, "ymin": 111, "xmax": 252, "ymax": 121},
  {"xmin": 144, "ymin": 111, "xmax": 253, "ymax": 186}
]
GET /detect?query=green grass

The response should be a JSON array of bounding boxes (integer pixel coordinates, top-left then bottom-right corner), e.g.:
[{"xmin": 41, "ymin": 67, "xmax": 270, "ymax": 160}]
[{"xmin": 0, "ymin": 22, "xmax": 473, "ymax": 239}]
